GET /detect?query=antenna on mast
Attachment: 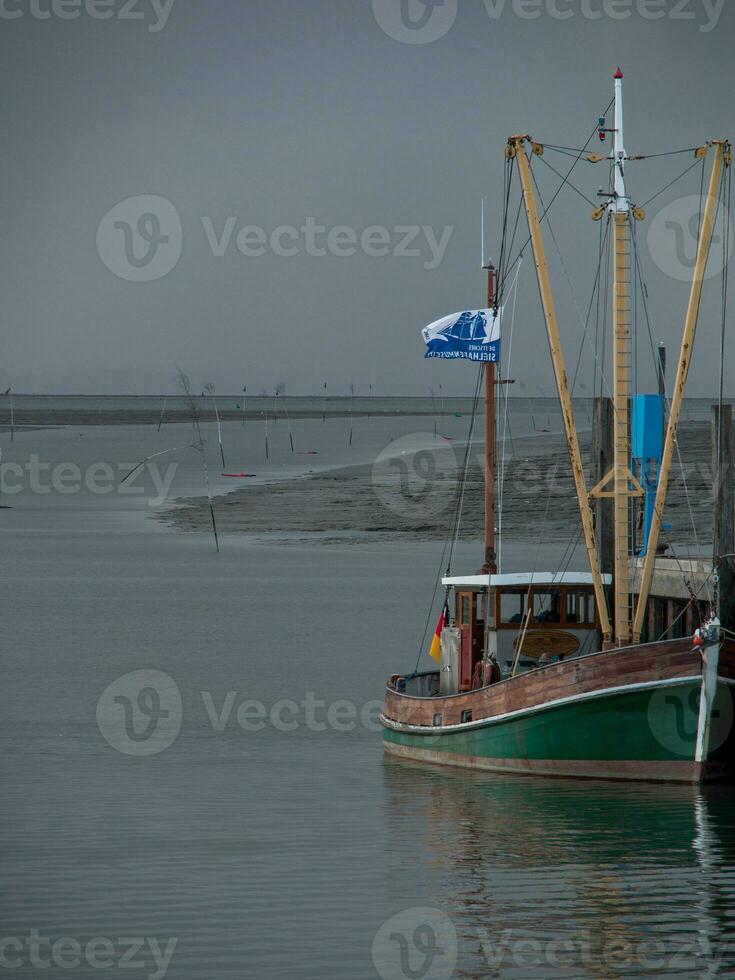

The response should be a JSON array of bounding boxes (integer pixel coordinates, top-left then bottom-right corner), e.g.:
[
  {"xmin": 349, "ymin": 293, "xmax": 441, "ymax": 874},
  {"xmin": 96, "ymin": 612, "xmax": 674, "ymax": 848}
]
[{"xmin": 613, "ymin": 67, "xmax": 629, "ymax": 213}]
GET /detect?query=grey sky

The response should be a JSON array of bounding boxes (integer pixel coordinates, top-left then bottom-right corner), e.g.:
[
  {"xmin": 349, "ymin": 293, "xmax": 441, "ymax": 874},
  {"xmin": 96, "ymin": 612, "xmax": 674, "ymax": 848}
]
[{"xmin": 1, "ymin": 0, "xmax": 733, "ymax": 395}]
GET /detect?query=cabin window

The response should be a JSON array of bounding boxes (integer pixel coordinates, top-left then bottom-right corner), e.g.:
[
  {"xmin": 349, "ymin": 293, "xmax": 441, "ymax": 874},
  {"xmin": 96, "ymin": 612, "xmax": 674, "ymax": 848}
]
[
  {"xmin": 566, "ymin": 591, "xmax": 594, "ymax": 626},
  {"xmin": 460, "ymin": 594, "xmax": 471, "ymax": 626},
  {"xmin": 532, "ymin": 590, "xmax": 562, "ymax": 624},
  {"xmin": 475, "ymin": 593, "xmax": 485, "ymax": 622},
  {"xmin": 433, "ymin": 713, "xmax": 443, "ymax": 727},
  {"xmin": 485, "ymin": 591, "xmax": 495, "ymax": 629},
  {"xmin": 500, "ymin": 591, "xmax": 526, "ymax": 624},
  {"xmin": 461, "ymin": 709, "xmax": 473, "ymax": 723}
]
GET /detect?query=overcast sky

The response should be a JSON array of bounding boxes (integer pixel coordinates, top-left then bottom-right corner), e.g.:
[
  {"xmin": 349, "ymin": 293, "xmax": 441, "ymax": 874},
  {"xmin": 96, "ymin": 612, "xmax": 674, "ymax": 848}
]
[{"xmin": 1, "ymin": 0, "xmax": 733, "ymax": 395}]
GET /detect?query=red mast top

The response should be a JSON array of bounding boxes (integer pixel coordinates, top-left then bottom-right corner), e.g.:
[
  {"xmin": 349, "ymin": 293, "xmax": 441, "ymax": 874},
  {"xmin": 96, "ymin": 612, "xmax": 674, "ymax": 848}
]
[{"xmin": 614, "ymin": 67, "xmax": 624, "ymax": 79}]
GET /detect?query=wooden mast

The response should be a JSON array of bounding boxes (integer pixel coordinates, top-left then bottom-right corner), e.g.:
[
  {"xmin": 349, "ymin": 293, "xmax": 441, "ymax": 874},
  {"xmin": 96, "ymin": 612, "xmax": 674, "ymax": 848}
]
[
  {"xmin": 510, "ymin": 134, "xmax": 612, "ymax": 642},
  {"xmin": 611, "ymin": 68, "xmax": 633, "ymax": 646},
  {"xmin": 632, "ymin": 138, "xmax": 730, "ymax": 641},
  {"xmin": 483, "ymin": 263, "xmax": 498, "ymax": 574}
]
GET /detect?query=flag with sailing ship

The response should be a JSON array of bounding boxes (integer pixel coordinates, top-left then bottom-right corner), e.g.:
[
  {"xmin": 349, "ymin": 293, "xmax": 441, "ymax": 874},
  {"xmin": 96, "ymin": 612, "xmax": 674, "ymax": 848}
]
[{"xmin": 422, "ymin": 308, "xmax": 502, "ymax": 362}]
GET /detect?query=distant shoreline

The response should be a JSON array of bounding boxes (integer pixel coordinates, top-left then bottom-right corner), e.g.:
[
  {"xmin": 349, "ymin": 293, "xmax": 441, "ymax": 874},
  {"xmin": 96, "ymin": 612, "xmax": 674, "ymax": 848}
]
[{"xmin": 0, "ymin": 394, "xmax": 726, "ymax": 429}]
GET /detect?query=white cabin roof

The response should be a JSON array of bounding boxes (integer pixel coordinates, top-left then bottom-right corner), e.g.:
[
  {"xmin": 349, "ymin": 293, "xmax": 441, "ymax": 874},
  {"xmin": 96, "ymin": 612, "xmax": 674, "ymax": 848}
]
[{"xmin": 442, "ymin": 572, "xmax": 613, "ymax": 589}]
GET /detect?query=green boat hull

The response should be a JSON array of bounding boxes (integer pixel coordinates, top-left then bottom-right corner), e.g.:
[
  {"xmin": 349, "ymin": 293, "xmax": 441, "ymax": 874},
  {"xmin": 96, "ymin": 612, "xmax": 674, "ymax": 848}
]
[{"xmin": 383, "ymin": 680, "xmax": 735, "ymax": 782}]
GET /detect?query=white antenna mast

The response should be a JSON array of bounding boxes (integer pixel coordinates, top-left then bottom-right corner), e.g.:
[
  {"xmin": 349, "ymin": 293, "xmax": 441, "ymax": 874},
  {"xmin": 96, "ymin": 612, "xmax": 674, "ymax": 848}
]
[{"xmin": 613, "ymin": 67, "xmax": 629, "ymax": 213}]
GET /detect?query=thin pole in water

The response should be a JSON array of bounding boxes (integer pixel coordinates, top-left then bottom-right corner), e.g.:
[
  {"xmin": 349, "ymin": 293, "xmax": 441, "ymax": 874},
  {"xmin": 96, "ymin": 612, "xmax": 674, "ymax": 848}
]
[
  {"xmin": 282, "ymin": 385, "xmax": 295, "ymax": 453},
  {"xmin": 205, "ymin": 384, "xmax": 226, "ymax": 469},
  {"xmin": 178, "ymin": 370, "xmax": 220, "ymax": 554},
  {"xmin": 157, "ymin": 396, "xmax": 167, "ymax": 432},
  {"xmin": 322, "ymin": 382, "xmax": 327, "ymax": 423},
  {"xmin": 349, "ymin": 384, "xmax": 355, "ymax": 446},
  {"xmin": 242, "ymin": 386, "xmax": 247, "ymax": 426}
]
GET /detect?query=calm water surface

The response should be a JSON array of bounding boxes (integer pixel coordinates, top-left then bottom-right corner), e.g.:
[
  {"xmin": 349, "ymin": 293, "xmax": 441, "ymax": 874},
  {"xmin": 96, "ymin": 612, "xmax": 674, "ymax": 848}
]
[{"xmin": 2, "ymin": 413, "xmax": 734, "ymax": 978}]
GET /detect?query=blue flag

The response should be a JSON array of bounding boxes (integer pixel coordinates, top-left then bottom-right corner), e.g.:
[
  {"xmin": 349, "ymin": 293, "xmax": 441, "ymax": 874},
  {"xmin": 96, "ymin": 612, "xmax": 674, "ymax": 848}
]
[{"xmin": 421, "ymin": 308, "xmax": 502, "ymax": 362}]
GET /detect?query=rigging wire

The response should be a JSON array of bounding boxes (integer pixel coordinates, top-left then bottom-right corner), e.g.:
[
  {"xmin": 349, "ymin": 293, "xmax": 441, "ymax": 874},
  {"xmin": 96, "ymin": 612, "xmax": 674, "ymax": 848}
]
[
  {"xmin": 497, "ymin": 259, "xmax": 524, "ymax": 571},
  {"xmin": 533, "ymin": 152, "xmax": 598, "ymax": 207},
  {"xmin": 715, "ymin": 161, "xmax": 731, "ymax": 568},
  {"xmin": 529, "ymin": 161, "xmax": 614, "ymax": 402},
  {"xmin": 497, "ymin": 96, "xmax": 615, "ymax": 297},
  {"xmin": 412, "ymin": 371, "xmax": 484, "ymax": 674},
  {"xmin": 628, "ymin": 217, "xmax": 711, "ymax": 605},
  {"xmin": 448, "ymin": 368, "xmax": 485, "ymax": 572},
  {"xmin": 640, "ymin": 157, "xmax": 704, "ymax": 210}
]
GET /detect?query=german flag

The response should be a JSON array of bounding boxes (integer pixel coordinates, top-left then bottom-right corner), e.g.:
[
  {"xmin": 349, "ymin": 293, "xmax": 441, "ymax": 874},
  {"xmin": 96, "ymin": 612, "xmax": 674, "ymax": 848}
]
[{"xmin": 429, "ymin": 607, "xmax": 448, "ymax": 663}]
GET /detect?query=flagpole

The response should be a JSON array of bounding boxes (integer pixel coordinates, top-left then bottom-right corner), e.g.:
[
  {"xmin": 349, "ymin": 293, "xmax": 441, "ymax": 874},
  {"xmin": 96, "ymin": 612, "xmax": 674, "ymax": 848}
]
[{"xmin": 483, "ymin": 262, "xmax": 498, "ymax": 574}]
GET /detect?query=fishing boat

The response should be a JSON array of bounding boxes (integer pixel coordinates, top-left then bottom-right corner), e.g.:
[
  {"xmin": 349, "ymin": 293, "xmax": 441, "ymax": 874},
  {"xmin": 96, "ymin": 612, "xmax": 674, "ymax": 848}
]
[{"xmin": 381, "ymin": 70, "xmax": 735, "ymax": 782}]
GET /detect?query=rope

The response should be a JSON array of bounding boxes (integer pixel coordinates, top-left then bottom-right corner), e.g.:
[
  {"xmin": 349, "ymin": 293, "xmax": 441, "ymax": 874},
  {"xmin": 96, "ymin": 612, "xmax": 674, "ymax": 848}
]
[
  {"xmin": 639, "ymin": 157, "xmax": 704, "ymax": 210},
  {"xmin": 498, "ymin": 96, "xmax": 614, "ymax": 297},
  {"xmin": 412, "ymin": 374, "xmax": 484, "ymax": 673},
  {"xmin": 448, "ymin": 368, "xmax": 484, "ymax": 572},
  {"xmin": 529, "ymin": 163, "xmax": 614, "ymax": 402},
  {"xmin": 628, "ymin": 219, "xmax": 711, "ymax": 605},
  {"xmin": 497, "ymin": 259, "xmax": 523, "ymax": 571},
  {"xmin": 534, "ymin": 152, "xmax": 598, "ymax": 207}
]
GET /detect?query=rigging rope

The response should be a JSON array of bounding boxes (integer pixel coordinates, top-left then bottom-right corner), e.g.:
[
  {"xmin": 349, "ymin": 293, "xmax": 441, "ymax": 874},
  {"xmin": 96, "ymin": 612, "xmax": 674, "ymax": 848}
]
[
  {"xmin": 498, "ymin": 97, "xmax": 614, "ymax": 297},
  {"xmin": 497, "ymin": 259, "xmax": 523, "ymax": 571},
  {"xmin": 412, "ymin": 371, "xmax": 484, "ymax": 673}
]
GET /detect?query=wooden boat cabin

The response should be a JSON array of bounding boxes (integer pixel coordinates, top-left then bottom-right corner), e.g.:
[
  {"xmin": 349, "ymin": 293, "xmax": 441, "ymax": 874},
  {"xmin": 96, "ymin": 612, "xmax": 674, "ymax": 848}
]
[
  {"xmin": 440, "ymin": 572, "xmax": 609, "ymax": 694},
  {"xmin": 392, "ymin": 564, "xmax": 712, "ymax": 700}
]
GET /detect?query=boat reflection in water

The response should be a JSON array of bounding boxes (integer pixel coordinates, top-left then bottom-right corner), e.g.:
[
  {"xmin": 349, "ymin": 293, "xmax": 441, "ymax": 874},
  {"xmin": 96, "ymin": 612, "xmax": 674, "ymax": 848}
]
[{"xmin": 381, "ymin": 761, "xmax": 735, "ymax": 977}]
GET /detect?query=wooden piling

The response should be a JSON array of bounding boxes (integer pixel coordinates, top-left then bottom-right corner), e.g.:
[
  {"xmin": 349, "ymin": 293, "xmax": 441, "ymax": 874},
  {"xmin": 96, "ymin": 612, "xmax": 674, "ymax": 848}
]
[{"xmin": 712, "ymin": 404, "xmax": 735, "ymax": 632}]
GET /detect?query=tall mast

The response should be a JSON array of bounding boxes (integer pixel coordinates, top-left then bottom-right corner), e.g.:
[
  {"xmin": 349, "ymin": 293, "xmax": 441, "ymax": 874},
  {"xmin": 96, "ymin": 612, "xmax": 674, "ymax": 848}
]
[
  {"xmin": 611, "ymin": 67, "xmax": 633, "ymax": 646},
  {"xmin": 511, "ymin": 135, "xmax": 612, "ymax": 642},
  {"xmin": 483, "ymin": 263, "xmax": 498, "ymax": 574}
]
